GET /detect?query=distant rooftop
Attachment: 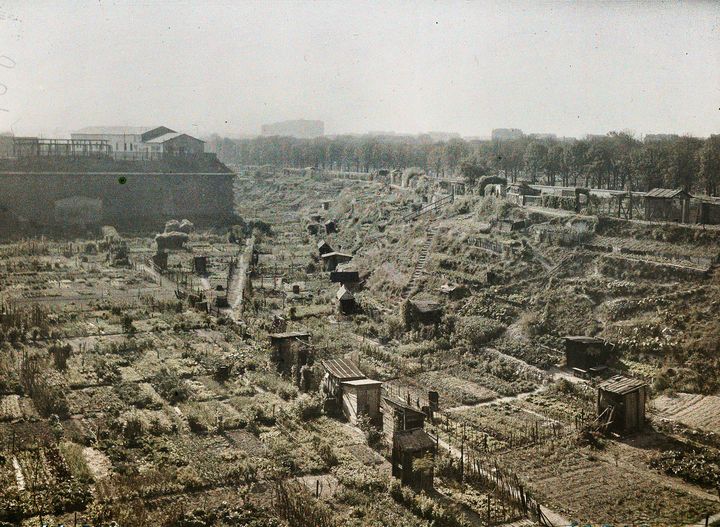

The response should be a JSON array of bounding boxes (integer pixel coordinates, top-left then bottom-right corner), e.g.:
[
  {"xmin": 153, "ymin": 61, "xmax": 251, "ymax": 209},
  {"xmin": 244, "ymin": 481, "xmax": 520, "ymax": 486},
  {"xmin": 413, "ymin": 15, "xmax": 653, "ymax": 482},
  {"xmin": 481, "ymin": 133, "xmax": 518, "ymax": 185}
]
[
  {"xmin": 146, "ymin": 132, "xmax": 204, "ymax": 144},
  {"xmin": 73, "ymin": 126, "xmax": 160, "ymax": 135}
]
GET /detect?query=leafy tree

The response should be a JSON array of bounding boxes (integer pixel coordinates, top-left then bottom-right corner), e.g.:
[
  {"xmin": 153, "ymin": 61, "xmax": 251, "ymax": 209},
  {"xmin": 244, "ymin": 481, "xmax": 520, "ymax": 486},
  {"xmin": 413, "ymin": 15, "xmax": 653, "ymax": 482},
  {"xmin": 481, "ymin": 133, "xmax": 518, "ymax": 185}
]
[
  {"xmin": 523, "ymin": 141, "xmax": 548, "ymax": 184},
  {"xmin": 699, "ymin": 135, "xmax": 720, "ymax": 196}
]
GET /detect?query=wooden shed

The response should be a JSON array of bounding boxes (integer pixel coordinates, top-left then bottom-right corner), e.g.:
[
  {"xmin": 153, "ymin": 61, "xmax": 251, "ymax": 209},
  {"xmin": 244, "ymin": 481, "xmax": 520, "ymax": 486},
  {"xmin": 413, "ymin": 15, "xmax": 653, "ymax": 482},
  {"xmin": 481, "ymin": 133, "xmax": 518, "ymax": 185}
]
[
  {"xmin": 381, "ymin": 395, "xmax": 427, "ymax": 440},
  {"xmin": 644, "ymin": 188, "xmax": 692, "ymax": 223},
  {"xmin": 407, "ymin": 299, "xmax": 443, "ymax": 325},
  {"xmin": 317, "ymin": 239, "xmax": 333, "ymax": 256},
  {"xmin": 321, "ymin": 358, "xmax": 380, "ymax": 421},
  {"xmin": 391, "ymin": 428, "xmax": 435, "ymax": 491},
  {"xmin": 336, "ymin": 285, "xmax": 357, "ymax": 315},
  {"xmin": 193, "ymin": 255, "xmax": 208, "ymax": 275},
  {"xmin": 563, "ymin": 336, "xmax": 613, "ymax": 374},
  {"xmin": 340, "ymin": 378, "xmax": 383, "ymax": 426},
  {"xmin": 330, "ymin": 269, "xmax": 360, "ymax": 284},
  {"xmin": 597, "ymin": 375, "xmax": 648, "ymax": 435},
  {"xmin": 321, "ymin": 251, "xmax": 353, "ymax": 271},
  {"xmin": 269, "ymin": 332, "xmax": 311, "ymax": 375}
]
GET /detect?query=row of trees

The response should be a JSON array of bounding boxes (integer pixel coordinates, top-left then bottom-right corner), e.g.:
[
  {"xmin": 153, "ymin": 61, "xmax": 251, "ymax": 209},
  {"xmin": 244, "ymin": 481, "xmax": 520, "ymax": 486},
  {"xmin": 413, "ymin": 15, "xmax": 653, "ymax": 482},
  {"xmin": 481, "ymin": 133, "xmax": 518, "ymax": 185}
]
[{"xmin": 207, "ymin": 133, "xmax": 720, "ymax": 195}]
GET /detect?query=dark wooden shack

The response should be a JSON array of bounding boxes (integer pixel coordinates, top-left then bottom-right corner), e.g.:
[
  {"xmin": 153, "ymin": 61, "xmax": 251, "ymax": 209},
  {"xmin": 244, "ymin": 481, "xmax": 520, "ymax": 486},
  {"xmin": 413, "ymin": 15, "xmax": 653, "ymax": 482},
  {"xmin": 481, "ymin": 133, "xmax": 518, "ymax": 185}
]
[
  {"xmin": 408, "ymin": 299, "xmax": 443, "ymax": 325},
  {"xmin": 438, "ymin": 283, "xmax": 469, "ymax": 300},
  {"xmin": 330, "ymin": 269, "xmax": 360, "ymax": 284},
  {"xmin": 564, "ymin": 336, "xmax": 613, "ymax": 373},
  {"xmin": 317, "ymin": 239, "xmax": 333, "ymax": 256},
  {"xmin": 321, "ymin": 251, "xmax": 353, "ymax": 271},
  {"xmin": 152, "ymin": 251, "xmax": 168, "ymax": 271},
  {"xmin": 336, "ymin": 285, "xmax": 357, "ymax": 315},
  {"xmin": 597, "ymin": 375, "xmax": 648, "ymax": 435},
  {"xmin": 193, "ymin": 255, "xmax": 208, "ymax": 275},
  {"xmin": 391, "ymin": 428, "xmax": 435, "ymax": 491},
  {"xmin": 644, "ymin": 188, "xmax": 692, "ymax": 223},
  {"xmin": 269, "ymin": 331, "xmax": 311, "ymax": 375}
]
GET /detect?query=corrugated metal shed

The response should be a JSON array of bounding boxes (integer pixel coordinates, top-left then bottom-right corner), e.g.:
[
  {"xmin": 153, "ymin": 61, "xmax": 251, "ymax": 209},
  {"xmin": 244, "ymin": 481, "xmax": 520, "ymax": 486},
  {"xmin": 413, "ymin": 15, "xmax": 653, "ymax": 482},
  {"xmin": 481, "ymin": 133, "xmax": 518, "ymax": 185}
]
[
  {"xmin": 599, "ymin": 375, "xmax": 647, "ymax": 395},
  {"xmin": 646, "ymin": 188, "xmax": 692, "ymax": 199},
  {"xmin": 322, "ymin": 358, "xmax": 365, "ymax": 381}
]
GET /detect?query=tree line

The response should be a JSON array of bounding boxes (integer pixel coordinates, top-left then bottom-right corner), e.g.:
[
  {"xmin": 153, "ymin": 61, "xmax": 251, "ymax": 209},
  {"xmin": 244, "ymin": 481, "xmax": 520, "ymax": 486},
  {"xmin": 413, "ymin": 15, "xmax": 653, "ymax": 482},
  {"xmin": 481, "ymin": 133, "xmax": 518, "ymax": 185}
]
[{"xmin": 206, "ymin": 132, "xmax": 720, "ymax": 195}]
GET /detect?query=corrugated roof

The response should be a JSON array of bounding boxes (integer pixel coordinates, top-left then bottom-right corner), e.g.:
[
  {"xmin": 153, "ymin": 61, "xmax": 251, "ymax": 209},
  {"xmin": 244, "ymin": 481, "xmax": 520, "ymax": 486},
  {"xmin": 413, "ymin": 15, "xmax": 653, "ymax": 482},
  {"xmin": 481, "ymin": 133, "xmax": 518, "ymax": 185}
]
[
  {"xmin": 73, "ymin": 126, "xmax": 156, "ymax": 135},
  {"xmin": 599, "ymin": 375, "xmax": 647, "ymax": 395},
  {"xmin": 646, "ymin": 188, "xmax": 691, "ymax": 199},
  {"xmin": 322, "ymin": 358, "xmax": 365, "ymax": 380},
  {"xmin": 394, "ymin": 429, "xmax": 435, "ymax": 451}
]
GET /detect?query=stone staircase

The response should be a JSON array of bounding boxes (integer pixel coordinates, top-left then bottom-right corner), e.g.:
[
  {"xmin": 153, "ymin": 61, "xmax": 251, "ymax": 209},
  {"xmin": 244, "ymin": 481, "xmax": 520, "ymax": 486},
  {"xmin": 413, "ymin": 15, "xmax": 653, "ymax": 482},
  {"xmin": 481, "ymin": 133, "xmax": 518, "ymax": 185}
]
[{"xmin": 402, "ymin": 227, "xmax": 437, "ymax": 297}]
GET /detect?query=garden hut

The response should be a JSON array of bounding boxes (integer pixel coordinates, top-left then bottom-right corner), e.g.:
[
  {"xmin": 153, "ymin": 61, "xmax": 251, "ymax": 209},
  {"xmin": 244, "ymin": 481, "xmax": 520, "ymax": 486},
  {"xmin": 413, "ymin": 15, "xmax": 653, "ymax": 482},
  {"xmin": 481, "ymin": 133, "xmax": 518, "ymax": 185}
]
[
  {"xmin": 407, "ymin": 299, "xmax": 443, "ymax": 325},
  {"xmin": 269, "ymin": 331, "xmax": 311, "ymax": 375},
  {"xmin": 381, "ymin": 395, "xmax": 427, "ymax": 440},
  {"xmin": 317, "ymin": 240, "xmax": 333, "ymax": 256},
  {"xmin": 321, "ymin": 251, "xmax": 353, "ymax": 271},
  {"xmin": 321, "ymin": 358, "xmax": 371, "ymax": 417},
  {"xmin": 152, "ymin": 251, "xmax": 168, "ymax": 271},
  {"xmin": 597, "ymin": 375, "xmax": 648, "ymax": 435},
  {"xmin": 644, "ymin": 188, "xmax": 692, "ymax": 223},
  {"xmin": 340, "ymin": 379, "xmax": 383, "ymax": 426},
  {"xmin": 193, "ymin": 255, "xmax": 208, "ymax": 275},
  {"xmin": 336, "ymin": 285, "xmax": 357, "ymax": 315},
  {"xmin": 438, "ymin": 284, "xmax": 469, "ymax": 300},
  {"xmin": 391, "ymin": 429, "xmax": 435, "ymax": 491},
  {"xmin": 330, "ymin": 268, "xmax": 360, "ymax": 284},
  {"xmin": 563, "ymin": 336, "xmax": 613, "ymax": 375}
]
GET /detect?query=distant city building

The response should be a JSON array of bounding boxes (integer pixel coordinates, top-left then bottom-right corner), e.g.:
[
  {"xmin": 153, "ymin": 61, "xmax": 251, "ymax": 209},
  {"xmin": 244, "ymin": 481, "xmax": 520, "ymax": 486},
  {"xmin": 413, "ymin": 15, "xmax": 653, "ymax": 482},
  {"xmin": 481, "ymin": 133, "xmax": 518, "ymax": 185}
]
[
  {"xmin": 644, "ymin": 133, "xmax": 680, "ymax": 143},
  {"xmin": 261, "ymin": 119, "xmax": 324, "ymax": 138},
  {"xmin": 491, "ymin": 128, "xmax": 524, "ymax": 141}
]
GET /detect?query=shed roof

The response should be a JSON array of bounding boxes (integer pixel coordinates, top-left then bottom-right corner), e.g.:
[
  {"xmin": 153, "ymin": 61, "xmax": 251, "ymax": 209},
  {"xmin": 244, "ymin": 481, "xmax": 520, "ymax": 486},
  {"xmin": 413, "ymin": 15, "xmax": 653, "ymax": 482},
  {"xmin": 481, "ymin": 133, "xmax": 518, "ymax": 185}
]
[
  {"xmin": 599, "ymin": 375, "xmax": 647, "ymax": 395},
  {"xmin": 317, "ymin": 240, "xmax": 332, "ymax": 249},
  {"xmin": 646, "ymin": 188, "xmax": 692, "ymax": 199},
  {"xmin": 73, "ymin": 126, "xmax": 158, "ymax": 135},
  {"xmin": 394, "ymin": 429, "xmax": 435, "ymax": 452},
  {"xmin": 321, "ymin": 252, "xmax": 353, "ymax": 259},
  {"xmin": 564, "ymin": 336, "xmax": 605, "ymax": 345},
  {"xmin": 341, "ymin": 379, "xmax": 382, "ymax": 387},
  {"xmin": 322, "ymin": 358, "xmax": 365, "ymax": 380},
  {"xmin": 269, "ymin": 331, "xmax": 309, "ymax": 341},
  {"xmin": 336, "ymin": 285, "xmax": 355, "ymax": 301},
  {"xmin": 145, "ymin": 132, "xmax": 205, "ymax": 144}
]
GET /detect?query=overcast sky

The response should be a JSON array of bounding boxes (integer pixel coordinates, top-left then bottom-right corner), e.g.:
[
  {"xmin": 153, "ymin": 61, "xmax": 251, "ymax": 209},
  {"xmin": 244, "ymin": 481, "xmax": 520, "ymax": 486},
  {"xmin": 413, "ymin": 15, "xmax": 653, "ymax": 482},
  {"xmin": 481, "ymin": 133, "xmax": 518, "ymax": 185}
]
[{"xmin": 0, "ymin": 0, "xmax": 718, "ymax": 139}]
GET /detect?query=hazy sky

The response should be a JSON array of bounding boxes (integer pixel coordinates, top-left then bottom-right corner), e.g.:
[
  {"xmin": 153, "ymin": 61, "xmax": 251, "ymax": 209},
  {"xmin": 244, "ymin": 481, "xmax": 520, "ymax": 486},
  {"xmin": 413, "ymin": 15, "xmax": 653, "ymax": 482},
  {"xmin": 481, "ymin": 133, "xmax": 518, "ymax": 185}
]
[{"xmin": 1, "ymin": 0, "xmax": 718, "ymax": 138}]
